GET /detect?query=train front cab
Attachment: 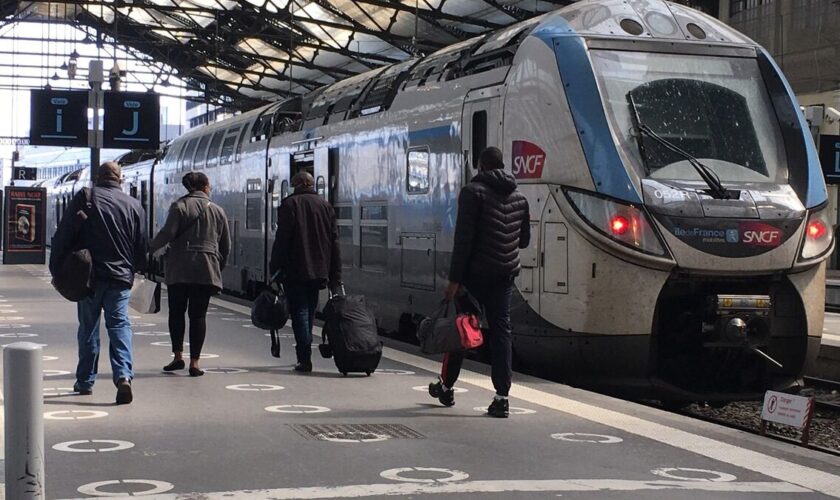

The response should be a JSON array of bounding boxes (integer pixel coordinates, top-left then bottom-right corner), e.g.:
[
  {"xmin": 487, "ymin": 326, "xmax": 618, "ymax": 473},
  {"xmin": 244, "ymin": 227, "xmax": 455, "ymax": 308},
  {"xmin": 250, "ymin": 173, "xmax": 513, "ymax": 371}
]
[{"xmin": 505, "ymin": 2, "xmax": 833, "ymax": 401}]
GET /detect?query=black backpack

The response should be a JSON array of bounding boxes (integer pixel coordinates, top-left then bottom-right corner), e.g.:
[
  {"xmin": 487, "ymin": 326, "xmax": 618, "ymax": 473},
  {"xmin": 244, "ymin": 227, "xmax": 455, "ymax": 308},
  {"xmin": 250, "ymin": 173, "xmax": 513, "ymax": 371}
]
[{"xmin": 51, "ymin": 188, "xmax": 94, "ymax": 302}]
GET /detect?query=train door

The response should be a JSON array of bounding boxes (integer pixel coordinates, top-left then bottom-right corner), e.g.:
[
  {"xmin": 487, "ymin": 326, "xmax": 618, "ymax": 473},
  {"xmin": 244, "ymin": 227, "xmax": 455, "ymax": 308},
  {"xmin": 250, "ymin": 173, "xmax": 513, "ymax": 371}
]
[
  {"xmin": 267, "ymin": 152, "xmax": 290, "ymax": 281},
  {"xmin": 461, "ymin": 87, "xmax": 503, "ymax": 184}
]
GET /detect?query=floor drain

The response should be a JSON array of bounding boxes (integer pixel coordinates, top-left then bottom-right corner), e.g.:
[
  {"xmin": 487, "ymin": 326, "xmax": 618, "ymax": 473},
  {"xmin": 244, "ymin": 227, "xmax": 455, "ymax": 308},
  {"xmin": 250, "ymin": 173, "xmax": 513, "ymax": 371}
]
[{"xmin": 290, "ymin": 423, "xmax": 425, "ymax": 441}]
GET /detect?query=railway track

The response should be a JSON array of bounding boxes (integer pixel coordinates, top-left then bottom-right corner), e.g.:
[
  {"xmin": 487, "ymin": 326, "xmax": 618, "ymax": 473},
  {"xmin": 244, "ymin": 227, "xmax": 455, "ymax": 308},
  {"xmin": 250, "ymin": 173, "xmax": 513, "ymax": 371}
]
[{"xmin": 804, "ymin": 376, "xmax": 840, "ymax": 413}]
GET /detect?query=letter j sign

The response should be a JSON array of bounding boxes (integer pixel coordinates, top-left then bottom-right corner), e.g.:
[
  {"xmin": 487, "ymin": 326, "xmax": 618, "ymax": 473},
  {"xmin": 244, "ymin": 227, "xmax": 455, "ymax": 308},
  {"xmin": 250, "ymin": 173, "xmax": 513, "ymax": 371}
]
[{"xmin": 103, "ymin": 91, "xmax": 160, "ymax": 150}]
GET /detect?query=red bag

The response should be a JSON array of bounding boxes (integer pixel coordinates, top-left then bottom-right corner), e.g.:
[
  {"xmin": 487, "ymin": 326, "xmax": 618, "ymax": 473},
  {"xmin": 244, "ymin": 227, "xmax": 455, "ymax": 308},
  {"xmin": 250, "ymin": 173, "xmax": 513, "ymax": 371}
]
[{"xmin": 456, "ymin": 313, "xmax": 483, "ymax": 350}]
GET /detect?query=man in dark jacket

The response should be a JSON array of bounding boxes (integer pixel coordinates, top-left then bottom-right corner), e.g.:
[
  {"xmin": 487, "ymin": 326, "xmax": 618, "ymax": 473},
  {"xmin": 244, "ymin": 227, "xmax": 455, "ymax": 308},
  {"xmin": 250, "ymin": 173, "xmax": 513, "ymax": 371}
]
[
  {"xmin": 269, "ymin": 171, "xmax": 341, "ymax": 372},
  {"xmin": 429, "ymin": 147, "xmax": 530, "ymax": 418},
  {"xmin": 50, "ymin": 162, "xmax": 148, "ymax": 404}
]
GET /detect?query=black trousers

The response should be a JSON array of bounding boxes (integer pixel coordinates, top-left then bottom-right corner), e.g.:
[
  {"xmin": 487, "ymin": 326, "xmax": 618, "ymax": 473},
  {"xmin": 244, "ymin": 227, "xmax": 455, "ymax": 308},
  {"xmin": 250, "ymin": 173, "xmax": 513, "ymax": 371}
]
[
  {"xmin": 167, "ymin": 284, "xmax": 214, "ymax": 359},
  {"xmin": 440, "ymin": 277, "xmax": 514, "ymax": 397}
]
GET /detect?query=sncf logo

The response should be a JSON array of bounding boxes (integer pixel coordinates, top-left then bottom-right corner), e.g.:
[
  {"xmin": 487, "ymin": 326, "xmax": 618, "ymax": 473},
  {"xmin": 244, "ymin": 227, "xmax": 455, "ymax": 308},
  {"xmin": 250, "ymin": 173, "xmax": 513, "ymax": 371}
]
[
  {"xmin": 740, "ymin": 222, "xmax": 783, "ymax": 247},
  {"xmin": 512, "ymin": 141, "xmax": 546, "ymax": 179}
]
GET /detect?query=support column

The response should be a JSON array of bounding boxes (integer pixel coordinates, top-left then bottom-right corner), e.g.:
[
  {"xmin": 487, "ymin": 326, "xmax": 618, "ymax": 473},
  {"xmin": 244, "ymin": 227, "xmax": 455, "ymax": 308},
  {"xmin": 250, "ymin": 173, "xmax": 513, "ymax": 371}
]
[{"xmin": 3, "ymin": 342, "xmax": 44, "ymax": 499}]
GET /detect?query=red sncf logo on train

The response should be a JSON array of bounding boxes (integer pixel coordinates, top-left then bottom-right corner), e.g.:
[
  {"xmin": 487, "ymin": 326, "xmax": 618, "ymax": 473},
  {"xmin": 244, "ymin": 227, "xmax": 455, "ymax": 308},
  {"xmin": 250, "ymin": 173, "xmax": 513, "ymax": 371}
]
[
  {"xmin": 512, "ymin": 141, "xmax": 546, "ymax": 179},
  {"xmin": 740, "ymin": 222, "xmax": 783, "ymax": 247}
]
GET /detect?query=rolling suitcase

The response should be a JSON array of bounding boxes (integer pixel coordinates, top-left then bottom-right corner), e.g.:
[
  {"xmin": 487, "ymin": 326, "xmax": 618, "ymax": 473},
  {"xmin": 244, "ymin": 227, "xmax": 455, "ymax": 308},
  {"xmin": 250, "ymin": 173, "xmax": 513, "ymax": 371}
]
[{"xmin": 320, "ymin": 294, "xmax": 382, "ymax": 376}]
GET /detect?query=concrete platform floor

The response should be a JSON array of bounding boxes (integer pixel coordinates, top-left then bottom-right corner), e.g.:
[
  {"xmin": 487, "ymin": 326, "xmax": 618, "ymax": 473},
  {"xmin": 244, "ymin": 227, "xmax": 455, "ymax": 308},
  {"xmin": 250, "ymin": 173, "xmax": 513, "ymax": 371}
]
[{"xmin": 1, "ymin": 263, "xmax": 840, "ymax": 499}]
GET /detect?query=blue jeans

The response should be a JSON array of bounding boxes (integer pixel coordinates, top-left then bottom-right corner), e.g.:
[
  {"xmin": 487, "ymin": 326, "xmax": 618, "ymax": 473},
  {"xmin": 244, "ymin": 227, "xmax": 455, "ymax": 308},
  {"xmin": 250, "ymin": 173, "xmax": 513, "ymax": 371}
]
[
  {"xmin": 285, "ymin": 281, "xmax": 320, "ymax": 364},
  {"xmin": 76, "ymin": 280, "xmax": 134, "ymax": 390}
]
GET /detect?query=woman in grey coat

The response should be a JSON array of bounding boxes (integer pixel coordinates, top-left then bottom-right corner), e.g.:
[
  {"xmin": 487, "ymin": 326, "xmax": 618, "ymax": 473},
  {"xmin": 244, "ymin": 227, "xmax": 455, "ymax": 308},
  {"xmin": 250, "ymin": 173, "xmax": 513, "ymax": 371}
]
[{"xmin": 150, "ymin": 172, "xmax": 231, "ymax": 376}]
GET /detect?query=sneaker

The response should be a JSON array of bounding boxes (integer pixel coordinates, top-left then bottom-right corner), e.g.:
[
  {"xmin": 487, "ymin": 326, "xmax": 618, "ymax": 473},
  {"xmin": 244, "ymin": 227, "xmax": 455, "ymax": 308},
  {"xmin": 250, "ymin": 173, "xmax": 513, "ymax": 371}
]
[
  {"xmin": 73, "ymin": 383, "xmax": 92, "ymax": 396},
  {"xmin": 428, "ymin": 380, "xmax": 455, "ymax": 407},
  {"xmin": 487, "ymin": 398, "xmax": 509, "ymax": 418},
  {"xmin": 115, "ymin": 378, "xmax": 133, "ymax": 405},
  {"xmin": 294, "ymin": 362, "xmax": 312, "ymax": 373}
]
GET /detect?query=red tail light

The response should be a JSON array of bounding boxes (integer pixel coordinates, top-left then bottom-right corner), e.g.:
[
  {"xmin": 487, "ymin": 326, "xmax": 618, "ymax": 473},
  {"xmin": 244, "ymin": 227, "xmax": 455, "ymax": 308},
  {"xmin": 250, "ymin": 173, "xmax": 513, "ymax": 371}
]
[
  {"xmin": 610, "ymin": 215, "xmax": 629, "ymax": 236},
  {"xmin": 807, "ymin": 220, "xmax": 827, "ymax": 240}
]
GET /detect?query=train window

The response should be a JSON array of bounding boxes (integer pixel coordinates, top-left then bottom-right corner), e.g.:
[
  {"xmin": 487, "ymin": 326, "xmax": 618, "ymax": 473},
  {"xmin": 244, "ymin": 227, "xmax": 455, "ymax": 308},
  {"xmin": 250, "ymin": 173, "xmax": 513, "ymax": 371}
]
[
  {"xmin": 360, "ymin": 225, "xmax": 388, "ymax": 273},
  {"xmin": 360, "ymin": 203, "xmax": 388, "ymax": 272},
  {"xmin": 361, "ymin": 205, "xmax": 387, "ymax": 220},
  {"xmin": 335, "ymin": 206, "xmax": 353, "ymax": 220},
  {"xmin": 219, "ymin": 130, "xmax": 239, "ymax": 166},
  {"xmin": 245, "ymin": 178, "xmax": 262, "ymax": 231},
  {"xmin": 270, "ymin": 187, "xmax": 280, "ymax": 232},
  {"xmin": 316, "ymin": 176, "xmax": 326, "ymax": 198},
  {"xmin": 130, "ymin": 184, "xmax": 138, "ymax": 198},
  {"xmin": 179, "ymin": 138, "xmax": 198, "ymax": 171},
  {"xmin": 205, "ymin": 131, "xmax": 225, "ymax": 168},
  {"xmin": 338, "ymin": 225, "xmax": 353, "ymax": 268},
  {"xmin": 235, "ymin": 124, "xmax": 250, "ymax": 163},
  {"xmin": 280, "ymin": 180, "xmax": 290, "ymax": 200},
  {"xmin": 193, "ymin": 134, "xmax": 212, "ymax": 169},
  {"xmin": 472, "ymin": 110, "xmax": 487, "ymax": 168},
  {"xmin": 407, "ymin": 148, "xmax": 430, "ymax": 194},
  {"xmin": 592, "ymin": 50, "xmax": 786, "ymax": 183}
]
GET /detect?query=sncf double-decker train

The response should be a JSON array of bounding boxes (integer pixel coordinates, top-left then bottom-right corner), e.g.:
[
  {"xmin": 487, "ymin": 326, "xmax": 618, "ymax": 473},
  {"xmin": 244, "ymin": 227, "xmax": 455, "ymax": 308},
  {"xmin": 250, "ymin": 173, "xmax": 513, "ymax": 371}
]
[{"xmin": 46, "ymin": 0, "xmax": 833, "ymax": 401}]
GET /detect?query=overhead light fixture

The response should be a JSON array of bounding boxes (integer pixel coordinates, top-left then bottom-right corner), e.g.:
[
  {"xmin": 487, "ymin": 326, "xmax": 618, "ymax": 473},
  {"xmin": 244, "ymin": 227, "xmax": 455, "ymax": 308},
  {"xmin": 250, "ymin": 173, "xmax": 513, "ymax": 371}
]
[{"xmin": 51, "ymin": 72, "xmax": 61, "ymax": 81}]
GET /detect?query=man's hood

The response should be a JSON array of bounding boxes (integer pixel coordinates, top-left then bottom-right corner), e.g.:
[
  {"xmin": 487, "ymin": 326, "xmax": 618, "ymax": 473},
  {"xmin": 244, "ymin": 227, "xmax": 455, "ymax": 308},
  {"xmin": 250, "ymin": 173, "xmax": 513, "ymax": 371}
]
[{"xmin": 473, "ymin": 169, "xmax": 517, "ymax": 195}]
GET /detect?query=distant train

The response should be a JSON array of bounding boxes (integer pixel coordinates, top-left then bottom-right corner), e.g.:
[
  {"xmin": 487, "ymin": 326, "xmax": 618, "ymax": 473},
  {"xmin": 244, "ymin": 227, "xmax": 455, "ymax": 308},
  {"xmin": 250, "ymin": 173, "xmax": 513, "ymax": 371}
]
[{"xmin": 47, "ymin": 0, "xmax": 833, "ymax": 402}]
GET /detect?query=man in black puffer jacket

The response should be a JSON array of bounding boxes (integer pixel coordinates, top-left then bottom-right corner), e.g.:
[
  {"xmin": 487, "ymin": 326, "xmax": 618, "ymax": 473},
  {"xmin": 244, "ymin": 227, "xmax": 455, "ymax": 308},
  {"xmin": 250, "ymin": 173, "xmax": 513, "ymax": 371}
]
[{"xmin": 428, "ymin": 147, "xmax": 530, "ymax": 418}]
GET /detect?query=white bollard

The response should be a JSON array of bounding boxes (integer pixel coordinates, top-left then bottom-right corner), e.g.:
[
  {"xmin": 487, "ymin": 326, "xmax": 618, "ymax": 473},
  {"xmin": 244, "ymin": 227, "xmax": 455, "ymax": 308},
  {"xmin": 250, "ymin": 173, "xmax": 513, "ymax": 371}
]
[{"xmin": 4, "ymin": 342, "xmax": 45, "ymax": 499}]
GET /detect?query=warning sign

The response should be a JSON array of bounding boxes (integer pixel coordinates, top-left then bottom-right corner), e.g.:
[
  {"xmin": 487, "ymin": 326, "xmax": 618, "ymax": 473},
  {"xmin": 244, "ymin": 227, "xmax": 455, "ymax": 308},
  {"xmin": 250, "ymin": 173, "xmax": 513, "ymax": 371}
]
[{"xmin": 760, "ymin": 391, "xmax": 813, "ymax": 429}]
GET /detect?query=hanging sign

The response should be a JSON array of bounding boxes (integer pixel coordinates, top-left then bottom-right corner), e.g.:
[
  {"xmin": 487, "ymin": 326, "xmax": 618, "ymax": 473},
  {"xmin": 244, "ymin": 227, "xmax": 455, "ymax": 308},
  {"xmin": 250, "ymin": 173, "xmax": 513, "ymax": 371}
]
[
  {"xmin": 103, "ymin": 91, "xmax": 160, "ymax": 149},
  {"xmin": 29, "ymin": 90, "xmax": 89, "ymax": 147}
]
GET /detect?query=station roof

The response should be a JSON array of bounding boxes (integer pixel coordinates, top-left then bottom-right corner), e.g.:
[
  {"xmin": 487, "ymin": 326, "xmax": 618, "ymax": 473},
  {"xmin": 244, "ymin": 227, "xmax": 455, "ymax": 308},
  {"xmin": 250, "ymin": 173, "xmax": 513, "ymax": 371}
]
[{"xmin": 2, "ymin": 0, "xmax": 574, "ymax": 110}]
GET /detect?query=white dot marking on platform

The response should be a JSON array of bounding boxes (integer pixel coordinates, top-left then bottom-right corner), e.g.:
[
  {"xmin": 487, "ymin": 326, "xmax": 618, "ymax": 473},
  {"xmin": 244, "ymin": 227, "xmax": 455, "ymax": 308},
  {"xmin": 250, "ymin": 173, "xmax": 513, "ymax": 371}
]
[
  {"xmin": 42, "ymin": 355, "xmax": 59, "ymax": 361},
  {"xmin": 473, "ymin": 406, "xmax": 536, "ymax": 415},
  {"xmin": 651, "ymin": 468, "xmax": 737, "ymax": 482},
  {"xmin": 375, "ymin": 369, "xmax": 415, "ymax": 375},
  {"xmin": 134, "ymin": 331, "xmax": 169, "ymax": 336},
  {"xmin": 551, "ymin": 433, "xmax": 623, "ymax": 444},
  {"xmin": 43, "ymin": 370, "xmax": 71, "ymax": 377},
  {"xmin": 151, "ymin": 341, "xmax": 186, "ymax": 347},
  {"xmin": 129, "ymin": 315, "xmax": 141, "ymax": 319},
  {"xmin": 0, "ymin": 323, "xmax": 30, "ymax": 328},
  {"xmin": 4, "ymin": 343, "xmax": 47, "ymax": 349},
  {"xmin": 265, "ymin": 405, "xmax": 331, "ymax": 414},
  {"xmin": 204, "ymin": 367, "xmax": 247, "ymax": 374},
  {"xmin": 0, "ymin": 332, "xmax": 37, "ymax": 338},
  {"xmin": 380, "ymin": 467, "xmax": 470, "ymax": 483},
  {"xmin": 53, "ymin": 440, "xmax": 135, "ymax": 453},
  {"xmin": 44, "ymin": 410, "xmax": 108, "ymax": 420},
  {"xmin": 131, "ymin": 322, "xmax": 156, "ymax": 327},
  {"xmin": 412, "ymin": 385, "xmax": 467, "ymax": 393},
  {"xmin": 77, "ymin": 479, "xmax": 174, "ymax": 496},
  {"xmin": 318, "ymin": 431, "xmax": 390, "ymax": 443},
  {"xmin": 43, "ymin": 387, "xmax": 75, "ymax": 396},
  {"xmin": 265, "ymin": 332, "xmax": 294, "ymax": 338},
  {"xmin": 171, "ymin": 352, "xmax": 218, "ymax": 359},
  {"xmin": 0, "ymin": 317, "xmax": 25, "ymax": 321},
  {"xmin": 241, "ymin": 324, "xmax": 255, "ymax": 328},
  {"xmin": 226, "ymin": 383, "xmax": 283, "ymax": 391}
]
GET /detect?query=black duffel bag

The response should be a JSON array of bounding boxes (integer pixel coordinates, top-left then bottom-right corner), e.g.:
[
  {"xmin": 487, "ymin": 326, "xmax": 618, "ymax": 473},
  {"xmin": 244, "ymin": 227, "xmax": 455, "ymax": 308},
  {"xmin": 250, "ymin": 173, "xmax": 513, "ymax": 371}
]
[
  {"xmin": 250, "ymin": 284, "xmax": 289, "ymax": 331},
  {"xmin": 51, "ymin": 188, "xmax": 94, "ymax": 302}
]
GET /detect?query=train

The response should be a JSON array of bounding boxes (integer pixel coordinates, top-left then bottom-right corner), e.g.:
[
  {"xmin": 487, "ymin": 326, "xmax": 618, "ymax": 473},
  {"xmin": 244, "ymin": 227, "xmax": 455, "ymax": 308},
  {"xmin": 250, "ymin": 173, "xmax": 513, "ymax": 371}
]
[{"xmin": 45, "ymin": 0, "xmax": 833, "ymax": 402}]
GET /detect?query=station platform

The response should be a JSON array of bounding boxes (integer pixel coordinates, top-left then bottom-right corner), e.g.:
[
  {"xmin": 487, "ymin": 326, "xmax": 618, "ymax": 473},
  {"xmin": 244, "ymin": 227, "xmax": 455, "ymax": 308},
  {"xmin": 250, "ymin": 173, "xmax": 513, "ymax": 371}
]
[{"xmin": 2, "ymin": 263, "xmax": 840, "ymax": 499}]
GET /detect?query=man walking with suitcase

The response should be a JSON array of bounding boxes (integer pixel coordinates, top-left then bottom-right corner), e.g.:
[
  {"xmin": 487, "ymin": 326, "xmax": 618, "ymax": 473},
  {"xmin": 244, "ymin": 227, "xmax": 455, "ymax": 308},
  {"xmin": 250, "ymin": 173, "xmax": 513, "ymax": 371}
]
[
  {"xmin": 428, "ymin": 147, "xmax": 530, "ymax": 417},
  {"xmin": 269, "ymin": 171, "xmax": 341, "ymax": 372}
]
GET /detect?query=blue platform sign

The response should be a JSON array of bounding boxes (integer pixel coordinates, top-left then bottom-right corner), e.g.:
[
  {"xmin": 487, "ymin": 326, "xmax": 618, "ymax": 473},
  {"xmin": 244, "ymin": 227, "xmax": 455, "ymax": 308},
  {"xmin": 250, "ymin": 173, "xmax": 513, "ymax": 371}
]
[
  {"xmin": 103, "ymin": 91, "xmax": 160, "ymax": 149},
  {"xmin": 29, "ymin": 89, "xmax": 89, "ymax": 147},
  {"xmin": 819, "ymin": 134, "xmax": 840, "ymax": 184}
]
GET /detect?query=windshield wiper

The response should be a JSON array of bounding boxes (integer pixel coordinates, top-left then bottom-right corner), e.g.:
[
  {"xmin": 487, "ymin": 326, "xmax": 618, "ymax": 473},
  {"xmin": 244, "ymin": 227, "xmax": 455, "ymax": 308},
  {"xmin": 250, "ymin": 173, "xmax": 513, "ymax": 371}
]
[{"xmin": 636, "ymin": 123, "xmax": 731, "ymax": 200}]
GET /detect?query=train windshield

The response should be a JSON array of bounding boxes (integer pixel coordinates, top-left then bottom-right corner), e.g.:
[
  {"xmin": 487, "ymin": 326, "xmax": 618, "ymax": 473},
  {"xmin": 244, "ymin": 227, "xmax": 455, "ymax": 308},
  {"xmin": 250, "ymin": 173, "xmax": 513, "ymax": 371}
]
[{"xmin": 591, "ymin": 50, "xmax": 788, "ymax": 185}]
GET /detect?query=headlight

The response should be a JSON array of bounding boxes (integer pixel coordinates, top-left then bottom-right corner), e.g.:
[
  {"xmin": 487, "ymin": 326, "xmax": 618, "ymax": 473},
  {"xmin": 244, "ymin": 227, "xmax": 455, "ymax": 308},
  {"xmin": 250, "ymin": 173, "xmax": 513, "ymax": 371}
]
[
  {"xmin": 564, "ymin": 187, "xmax": 668, "ymax": 256},
  {"xmin": 799, "ymin": 205, "xmax": 833, "ymax": 260}
]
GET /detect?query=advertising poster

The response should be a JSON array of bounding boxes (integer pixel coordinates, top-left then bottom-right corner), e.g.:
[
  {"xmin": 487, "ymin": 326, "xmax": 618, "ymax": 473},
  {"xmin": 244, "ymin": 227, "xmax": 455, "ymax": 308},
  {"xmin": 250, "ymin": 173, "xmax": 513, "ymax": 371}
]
[{"xmin": 3, "ymin": 186, "xmax": 47, "ymax": 264}]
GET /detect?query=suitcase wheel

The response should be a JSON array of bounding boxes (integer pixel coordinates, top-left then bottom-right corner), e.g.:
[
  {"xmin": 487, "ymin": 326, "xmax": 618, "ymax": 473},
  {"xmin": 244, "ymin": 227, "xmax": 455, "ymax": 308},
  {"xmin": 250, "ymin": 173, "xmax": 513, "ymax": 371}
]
[
  {"xmin": 365, "ymin": 371, "xmax": 371, "ymax": 376},
  {"xmin": 341, "ymin": 372, "xmax": 348, "ymax": 376}
]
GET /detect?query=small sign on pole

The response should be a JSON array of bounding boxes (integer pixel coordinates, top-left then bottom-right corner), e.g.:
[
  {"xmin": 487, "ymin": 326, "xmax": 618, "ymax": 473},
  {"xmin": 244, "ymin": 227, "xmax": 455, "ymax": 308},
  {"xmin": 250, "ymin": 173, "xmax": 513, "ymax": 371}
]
[{"xmin": 760, "ymin": 390, "xmax": 815, "ymax": 445}]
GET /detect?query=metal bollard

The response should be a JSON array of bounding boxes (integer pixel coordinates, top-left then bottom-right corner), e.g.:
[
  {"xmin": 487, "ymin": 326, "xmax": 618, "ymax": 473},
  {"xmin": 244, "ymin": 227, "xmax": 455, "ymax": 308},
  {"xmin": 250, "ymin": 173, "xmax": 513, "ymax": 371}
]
[{"xmin": 4, "ymin": 342, "xmax": 45, "ymax": 499}]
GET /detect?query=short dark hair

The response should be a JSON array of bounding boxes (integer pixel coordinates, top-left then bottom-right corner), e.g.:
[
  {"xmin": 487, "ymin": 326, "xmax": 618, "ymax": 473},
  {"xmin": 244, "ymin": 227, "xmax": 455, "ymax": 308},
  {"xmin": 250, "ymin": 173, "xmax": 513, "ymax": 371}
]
[
  {"xmin": 182, "ymin": 171, "xmax": 210, "ymax": 192},
  {"xmin": 478, "ymin": 147, "xmax": 504, "ymax": 171}
]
